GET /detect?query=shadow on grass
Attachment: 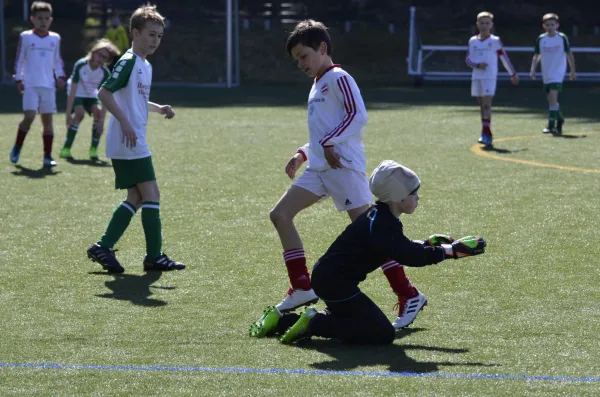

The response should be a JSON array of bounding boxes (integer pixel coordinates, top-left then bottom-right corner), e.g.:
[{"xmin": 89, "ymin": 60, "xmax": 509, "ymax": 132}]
[
  {"xmin": 90, "ymin": 271, "xmax": 171, "ymax": 307},
  {"xmin": 481, "ymin": 146, "xmax": 519, "ymax": 154},
  {"xmin": 552, "ymin": 134, "xmax": 587, "ymax": 139},
  {"xmin": 297, "ymin": 328, "xmax": 499, "ymax": 373},
  {"xmin": 10, "ymin": 165, "xmax": 61, "ymax": 178},
  {"xmin": 66, "ymin": 158, "xmax": 111, "ymax": 167}
]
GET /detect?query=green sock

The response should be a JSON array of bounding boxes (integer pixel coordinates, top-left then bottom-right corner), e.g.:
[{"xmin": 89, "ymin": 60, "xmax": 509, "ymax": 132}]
[
  {"xmin": 91, "ymin": 125, "xmax": 100, "ymax": 149},
  {"xmin": 98, "ymin": 201, "xmax": 137, "ymax": 248},
  {"xmin": 548, "ymin": 110, "xmax": 557, "ymax": 128},
  {"xmin": 557, "ymin": 110, "xmax": 564, "ymax": 121},
  {"xmin": 64, "ymin": 125, "xmax": 78, "ymax": 149},
  {"xmin": 142, "ymin": 201, "xmax": 162, "ymax": 259}
]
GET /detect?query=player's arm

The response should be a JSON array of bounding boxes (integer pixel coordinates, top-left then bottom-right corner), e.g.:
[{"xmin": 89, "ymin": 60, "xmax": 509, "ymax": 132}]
[
  {"xmin": 13, "ymin": 33, "xmax": 26, "ymax": 93},
  {"xmin": 465, "ymin": 42, "xmax": 478, "ymax": 69},
  {"xmin": 54, "ymin": 36, "xmax": 66, "ymax": 89},
  {"xmin": 285, "ymin": 143, "xmax": 308, "ymax": 179},
  {"xmin": 530, "ymin": 36, "xmax": 542, "ymax": 79},
  {"xmin": 563, "ymin": 35, "xmax": 576, "ymax": 80},
  {"xmin": 148, "ymin": 101, "xmax": 175, "ymax": 119},
  {"xmin": 497, "ymin": 41, "xmax": 518, "ymax": 85},
  {"xmin": 98, "ymin": 87, "xmax": 136, "ymax": 148}
]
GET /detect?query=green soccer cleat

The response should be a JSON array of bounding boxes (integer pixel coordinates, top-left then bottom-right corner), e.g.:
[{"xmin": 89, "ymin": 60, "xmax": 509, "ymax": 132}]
[
  {"xmin": 89, "ymin": 147, "xmax": 99, "ymax": 160},
  {"xmin": 59, "ymin": 147, "xmax": 72, "ymax": 159},
  {"xmin": 280, "ymin": 307, "xmax": 318, "ymax": 344},
  {"xmin": 249, "ymin": 306, "xmax": 282, "ymax": 338}
]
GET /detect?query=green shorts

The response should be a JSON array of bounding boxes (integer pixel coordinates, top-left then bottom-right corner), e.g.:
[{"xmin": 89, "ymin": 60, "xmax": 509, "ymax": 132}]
[
  {"xmin": 111, "ymin": 156, "xmax": 156, "ymax": 190},
  {"xmin": 544, "ymin": 83, "xmax": 563, "ymax": 93},
  {"xmin": 72, "ymin": 97, "xmax": 101, "ymax": 115}
]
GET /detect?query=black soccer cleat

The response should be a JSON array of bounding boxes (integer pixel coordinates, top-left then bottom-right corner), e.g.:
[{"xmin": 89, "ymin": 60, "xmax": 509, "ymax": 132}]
[
  {"xmin": 143, "ymin": 253, "xmax": 186, "ymax": 271},
  {"xmin": 87, "ymin": 243, "xmax": 124, "ymax": 273},
  {"xmin": 556, "ymin": 119, "xmax": 564, "ymax": 135}
]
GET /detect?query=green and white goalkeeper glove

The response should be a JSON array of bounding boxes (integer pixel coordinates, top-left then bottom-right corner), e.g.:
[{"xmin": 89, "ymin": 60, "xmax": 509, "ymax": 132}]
[
  {"xmin": 441, "ymin": 236, "xmax": 486, "ymax": 259},
  {"xmin": 422, "ymin": 234, "xmax": 455, "ymax": 247}
]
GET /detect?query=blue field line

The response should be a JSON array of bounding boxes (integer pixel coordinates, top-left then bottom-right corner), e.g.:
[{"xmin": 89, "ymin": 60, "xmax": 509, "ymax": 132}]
[{"xmin": 1, "ymin": 362, "xmax": 600, "ymax": 383}]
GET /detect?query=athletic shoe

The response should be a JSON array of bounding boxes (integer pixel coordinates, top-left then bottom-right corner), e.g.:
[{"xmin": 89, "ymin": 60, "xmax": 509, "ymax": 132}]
[
  {"xmin": 249, "ymin": 306, "xmax": 282, "ymax": 338},
  {"xmin": 9, "ymin": 145, "xmax": 21, "ymax": 164},
  {"xmin": 542, "ymin": 127, "xmax": 556, "ymax": 134},
  {"xmin": 89, "ymin": 147, "xmax": 99, "ymax": 160},
  {"xmin": 556, "ymin": 119, "xmax": 564, "ymax": 135},
  {"xmin": 143, "ymin": 253, "xmax": 186, "ymax": 271},
  {"xmin": 59, "ymin": 147, "xmax": 73, "ymax": 159},
  {"xmin": 478, "ymin": 134, "xmax": 493, "ymax": 146},
  {"xmin": 43, "ymin": 156, "xmax": 57, "ymax": 167},
  {"xmin": 275, "ymin": 287, "xmax": 319, "ymax": 312},
  {"xmin": 477, "ymin": 134, "xmax": 485, "ymax": 144},
  {"xmin": 280, "ymin": 307, "xmax": 318, "ymax": 344},
  {"xmin": 87, "ymin": 243, "xmax": 124, "ymax": 273},
  {"xmin": 392, "ymin": 291, "xmax": 428, "ymax": 329}
]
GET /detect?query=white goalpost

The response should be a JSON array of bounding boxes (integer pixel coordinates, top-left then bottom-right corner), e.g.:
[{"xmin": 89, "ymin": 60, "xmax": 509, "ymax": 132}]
[{"xmin": 407, "ymin": 6, "xmax": 600, "ymax": 82}]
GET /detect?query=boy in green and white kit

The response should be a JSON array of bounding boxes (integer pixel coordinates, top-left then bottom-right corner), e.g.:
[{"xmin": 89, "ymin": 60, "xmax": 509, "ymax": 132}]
[
  {"xmin": 87, "ymin": 4, "xmax": 185, "ymax": 273},
  {"xmin": 60, "ymin": 39, "xmax": 119, "ymax": 160},
  {"xmin": 530, "ymin": 13, "xmax": 576, "ymax": 135}
]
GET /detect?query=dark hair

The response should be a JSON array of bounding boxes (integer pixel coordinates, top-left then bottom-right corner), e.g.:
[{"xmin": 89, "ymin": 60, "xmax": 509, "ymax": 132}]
[
  {"xmin": 130, "ymin": 3, "xmax": 165, "ymax": 34},
  {"xmin": 31, "ymin": 1, "xmax": 52, "ymax": 16},
  {"xmin": 286, "ymin": 19, "xmax": 332, "ymax": 56}
]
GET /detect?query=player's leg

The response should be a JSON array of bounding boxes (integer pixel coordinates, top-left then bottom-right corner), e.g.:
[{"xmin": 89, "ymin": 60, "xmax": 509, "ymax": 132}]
[
  {"xmin": 39, "ymin": 88, "xmax": 58, "ymax": 167},
  {"xmin": 135, "ymin": 163, "xmax": 185, "ymax": 271},
  {"xmin": 480, "ymin": 95, "xmax": 494, "ymax": 146},
  {"xmin": 61, "ymin": 104, "xmax": 86, "ymax": 158},
  {"xmin": 90, "ymin": 103, "xmax": 104, "ymax": 160},
  {"xmin": 11, "ymin": 87, "xmax": 39, "ymax": 164},
  {"xmin": 544, "ymin": 86, "xmax": 560, "ymax": 134}
]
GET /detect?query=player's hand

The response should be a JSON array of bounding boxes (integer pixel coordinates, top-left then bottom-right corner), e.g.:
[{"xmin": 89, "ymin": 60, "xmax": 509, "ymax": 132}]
[
  {"xmin": 511, "ymin": 74, "xmax": 519, "ymax": 85},
  {"xmin": 16, "ymin": 81, "xmax": 24, "ymax": 95},
  {"xmin": 120, "ymin": 120, "xmax": 137, "ymax": 149},
  {"xmin": 56, "ymin": 77, "xmax": 66, "ymax": 90},
  {"xmin": 422, "ymin": 234, "xmax": 455, "ymax": 247},
  {"xmin": 160, "ymin": 105, "xmax": 175, "ymax": 119},
  {"xmin": 442, "ymin": 236, "xmax": 486, "ymax": 259},
  {"xmin": 477, "ymin": 62, "xmax": 488, "ymax": 70},
  {"xmin": 570, "ymin": 71, "xmax": 576, "ymax": 81},
  {"xmin": 323, "ymin": 145, "xmax": 343, "ymax": 169},
  {"xmin": 285, "ymin": 152, "xmax": 305, "ymax": 179},
  {"xmin": 530, "ymin": 70, "xmax": 536, "ymax": 80}
]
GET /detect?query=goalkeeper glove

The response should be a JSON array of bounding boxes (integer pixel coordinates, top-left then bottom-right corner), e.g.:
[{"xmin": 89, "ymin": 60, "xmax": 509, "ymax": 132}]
[
  {"xmin": 422, "ymin": 234, "xmax": 455, "ymax": 247},
  {"xmin": 441, "ymin": 236, "xmax": 486, "ymax": 259}
]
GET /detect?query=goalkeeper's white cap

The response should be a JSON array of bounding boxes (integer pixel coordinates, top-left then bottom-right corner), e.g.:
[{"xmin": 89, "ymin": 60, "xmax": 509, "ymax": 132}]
[{"xmin": 369, "ymin": 160, "xmax": 421, "ymax": 203}]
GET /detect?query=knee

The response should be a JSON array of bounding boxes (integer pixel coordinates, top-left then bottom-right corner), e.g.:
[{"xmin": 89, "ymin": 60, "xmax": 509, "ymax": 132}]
[
  {"xmin": 376, "ymin": 323, "xmax": 396, "ymax": 345},
  {"xmin": 22, "ymin": 114, "xmax": 35, "ymax": 124},
  {"xmin": 269, "ymin": 207, "xmax": 292, "ymax": 226}
]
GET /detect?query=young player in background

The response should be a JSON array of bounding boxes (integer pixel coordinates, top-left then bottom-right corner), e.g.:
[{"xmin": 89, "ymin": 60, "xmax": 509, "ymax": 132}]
[
  {"xmin": 530, "ymin": 13, "xmax": 576, "ymax": 135},
  {"xmin": 60, "ymin": 39, "xmax": 119, "ymax": 160},
  {"xmin": 269, "ymin": 20, "xmax": 427, "ymax": 330},
  {"xmin": 250, "ymin": 160, "xmax": 486, "ymax": 345},
  {"xmin": 11, "ymin": 1, "xmax": 65, "ymax": 167},
  {"xmin": 466, "ymin": 11, "xmax": 519, "ymax": 147},
  {"xmin": 86, "ymin": 4, "xmax": 185, "ymax": 273}
]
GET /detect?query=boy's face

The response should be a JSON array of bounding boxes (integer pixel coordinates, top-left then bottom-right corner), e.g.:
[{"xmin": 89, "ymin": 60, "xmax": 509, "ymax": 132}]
[
  {"xmin": 397, "ymin": 191, "xmax": 419, "ymax": 215},
  {"xmin": 476, "ymin": 17, "xmax": 493, "ymax": 34},
  {"xmin": 91, "ymin": 48, "xmax": 111, "ymax": 66},
  {"xmin": 290, "ymin": 42, "xmax": 328, "ymax": 78},
  {"xmin": 30, "ymin": 11, "xmax": 52, "ymax": 33},
  {"xmin": 544, "ymin": 20, "xmax": 559, "ymax": 33},
  {"xmin": 133, "ymin": 22, "xmax": 164, "ymax": 55}
]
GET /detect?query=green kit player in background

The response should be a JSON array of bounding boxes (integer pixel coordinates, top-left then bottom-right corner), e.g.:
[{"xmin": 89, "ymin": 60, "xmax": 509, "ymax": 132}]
[
  {"xmin": 87, "ymin": 4, "xmax": 185, "ymax": 273},
  {"xmin": 60, "ymin": 39, "xmax": 119, "ymax": 160},
  {"xmin": 530, "ymin": 13, "xmax": 576, "ymax": 135}
]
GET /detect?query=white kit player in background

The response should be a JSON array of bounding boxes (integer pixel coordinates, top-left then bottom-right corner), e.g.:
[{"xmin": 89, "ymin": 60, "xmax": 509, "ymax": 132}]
[{"xmin": 465, "ymin": 11, "xmax": 518, "ymax": 147}]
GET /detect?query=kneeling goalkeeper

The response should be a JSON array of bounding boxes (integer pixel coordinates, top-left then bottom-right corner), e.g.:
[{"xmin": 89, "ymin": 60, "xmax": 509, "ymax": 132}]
[{"xmin": 250, "ymin": 160, "xmax": 487, "ymax": 345}]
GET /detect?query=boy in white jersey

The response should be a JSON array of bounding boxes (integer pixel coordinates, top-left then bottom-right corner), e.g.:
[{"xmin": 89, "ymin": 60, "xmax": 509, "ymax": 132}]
[
  {"xmin": 86, "ymin": 5, "xmax": 185, "ymax": 273},
  {"xmin": 269, "ymin": 20, "xmax": 428, "ymax": 330},
  {"xmin": 530, "ymin": 13, "xmax": 576, "ymax": 135},
  {"xmin": 60, "ymin": 39, "xmax": 119, "ymax": 160},
  {"xmin": 10, "ymin": 1, "xmax": 65, "ymax": 167},
  {"xmin": 465, "ymin": 11, "xmax": 518, "ymax": 147}
]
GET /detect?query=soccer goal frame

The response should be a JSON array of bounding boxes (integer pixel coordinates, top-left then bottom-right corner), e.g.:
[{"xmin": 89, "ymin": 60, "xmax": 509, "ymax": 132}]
[{"xmin": 407, "ymin": 6, "xmax": 600, "ymax": 82}]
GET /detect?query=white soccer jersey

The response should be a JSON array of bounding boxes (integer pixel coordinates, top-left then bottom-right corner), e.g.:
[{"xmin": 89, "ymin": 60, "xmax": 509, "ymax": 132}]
[
  {"xmin": 297, "ymin": 65, "xmax": 368, "ymax": 173},
  {"xmin": 13, "ymin": 30, "xmax": 65, "ymax": 89},
  {"xmin": 535, "ymin": 32, "xmax": 570, "ymax": 84},
  {"xmin": 70, "ymin": 57, "xmax": 110, "ymax": 98},
  {"xmin": 466, "ymin": 34, "xmax": 515, "ymax": 80},
  {"xmin": 102, "ymin": 50, "xmax": 152, "ymax": 160}
]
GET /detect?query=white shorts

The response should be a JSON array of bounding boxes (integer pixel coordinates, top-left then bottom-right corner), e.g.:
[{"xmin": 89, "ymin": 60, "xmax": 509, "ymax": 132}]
[
  {"xmin": 471, "ymin": 79, "xmax": 496, "ymax": 97},
  {"xmin": 293, "ymin": 168, "xmax": 373, "ymax": 211},
  {"xmin": 23, "ymin": 87, "xmax": 57, "ymax": 113}
]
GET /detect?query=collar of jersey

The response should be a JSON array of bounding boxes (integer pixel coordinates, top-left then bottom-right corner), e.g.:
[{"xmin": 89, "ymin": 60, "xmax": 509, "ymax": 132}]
[
  {"xmin": 33, "ymin": 29, "xmax": 49, "ymax": 38},
  {"xmin": 315, "ymin": 64, "xmax": 340, "ymax": 83}
]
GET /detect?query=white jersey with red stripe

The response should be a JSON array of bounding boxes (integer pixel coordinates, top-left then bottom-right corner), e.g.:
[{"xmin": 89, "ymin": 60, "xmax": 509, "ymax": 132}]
[
  {"xmin": 466, "ymin": 34, "xmax": 515, "ymax": 80},
  {"xmin": 13, "ymin": 29, "xmax": 65, "ymax": 89},
  {"xmin": 297, "ymin": 65, "xmax": 368, "ymax": 173}
]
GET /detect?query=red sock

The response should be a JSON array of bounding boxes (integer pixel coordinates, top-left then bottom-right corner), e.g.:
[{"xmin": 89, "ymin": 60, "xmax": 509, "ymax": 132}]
[
  {"xmin": 482, "ymin": 118, "xmax": 492, "ymax": 136},
  {"xmin": 381, "ymin": 259, "xmax": 418, "ymax": 298},
  {"xmin": 43, "ymin": 131, "xmax": 54, "ymax": 156},
  {"xmin": 283, "ymin": 248, "xmax": 311, "ymax": 291},
  {"xmin": 15, "ymin": 127, "xmax": 29, "ymax": 146}
]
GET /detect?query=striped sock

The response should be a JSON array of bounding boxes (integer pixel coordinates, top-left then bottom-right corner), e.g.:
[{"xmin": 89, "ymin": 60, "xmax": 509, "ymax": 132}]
[
  {"xmin": 142, "ymin": 201, "xmax": 162, "ymax": 260},
  {"xmin": 64, "ymin": 124, "xmax": 78, "ymax": 149},
  {"xmin": 283, "ymin": 248, "xmax": 311, "ymax": 290},
  {"xmin": 98, "ymin": 201, "xmax": 137, "ymax": 248}
]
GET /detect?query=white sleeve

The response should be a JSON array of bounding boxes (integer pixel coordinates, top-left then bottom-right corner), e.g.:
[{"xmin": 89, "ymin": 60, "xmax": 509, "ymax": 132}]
[
  {"xmin": 465, "ymin": 40, "xmax": 477, "ymax": 68},
  {"xmin": 54, "ymin": 35, "xmax": 65, "ymax": 78},
  {"xmin": 297, "ymin": 143, "xmax": 309, "ymax": 161},
  {"xmin": 319, "ymin": 74, "xmax": 368, "ymax": 146},
  {"xmin": 496, "ymin": 39, "xmax": 516, "ymax": 75},
  {"xmin": 14, "ymin": 33, "xmax": 26, "ymax": 81}
]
